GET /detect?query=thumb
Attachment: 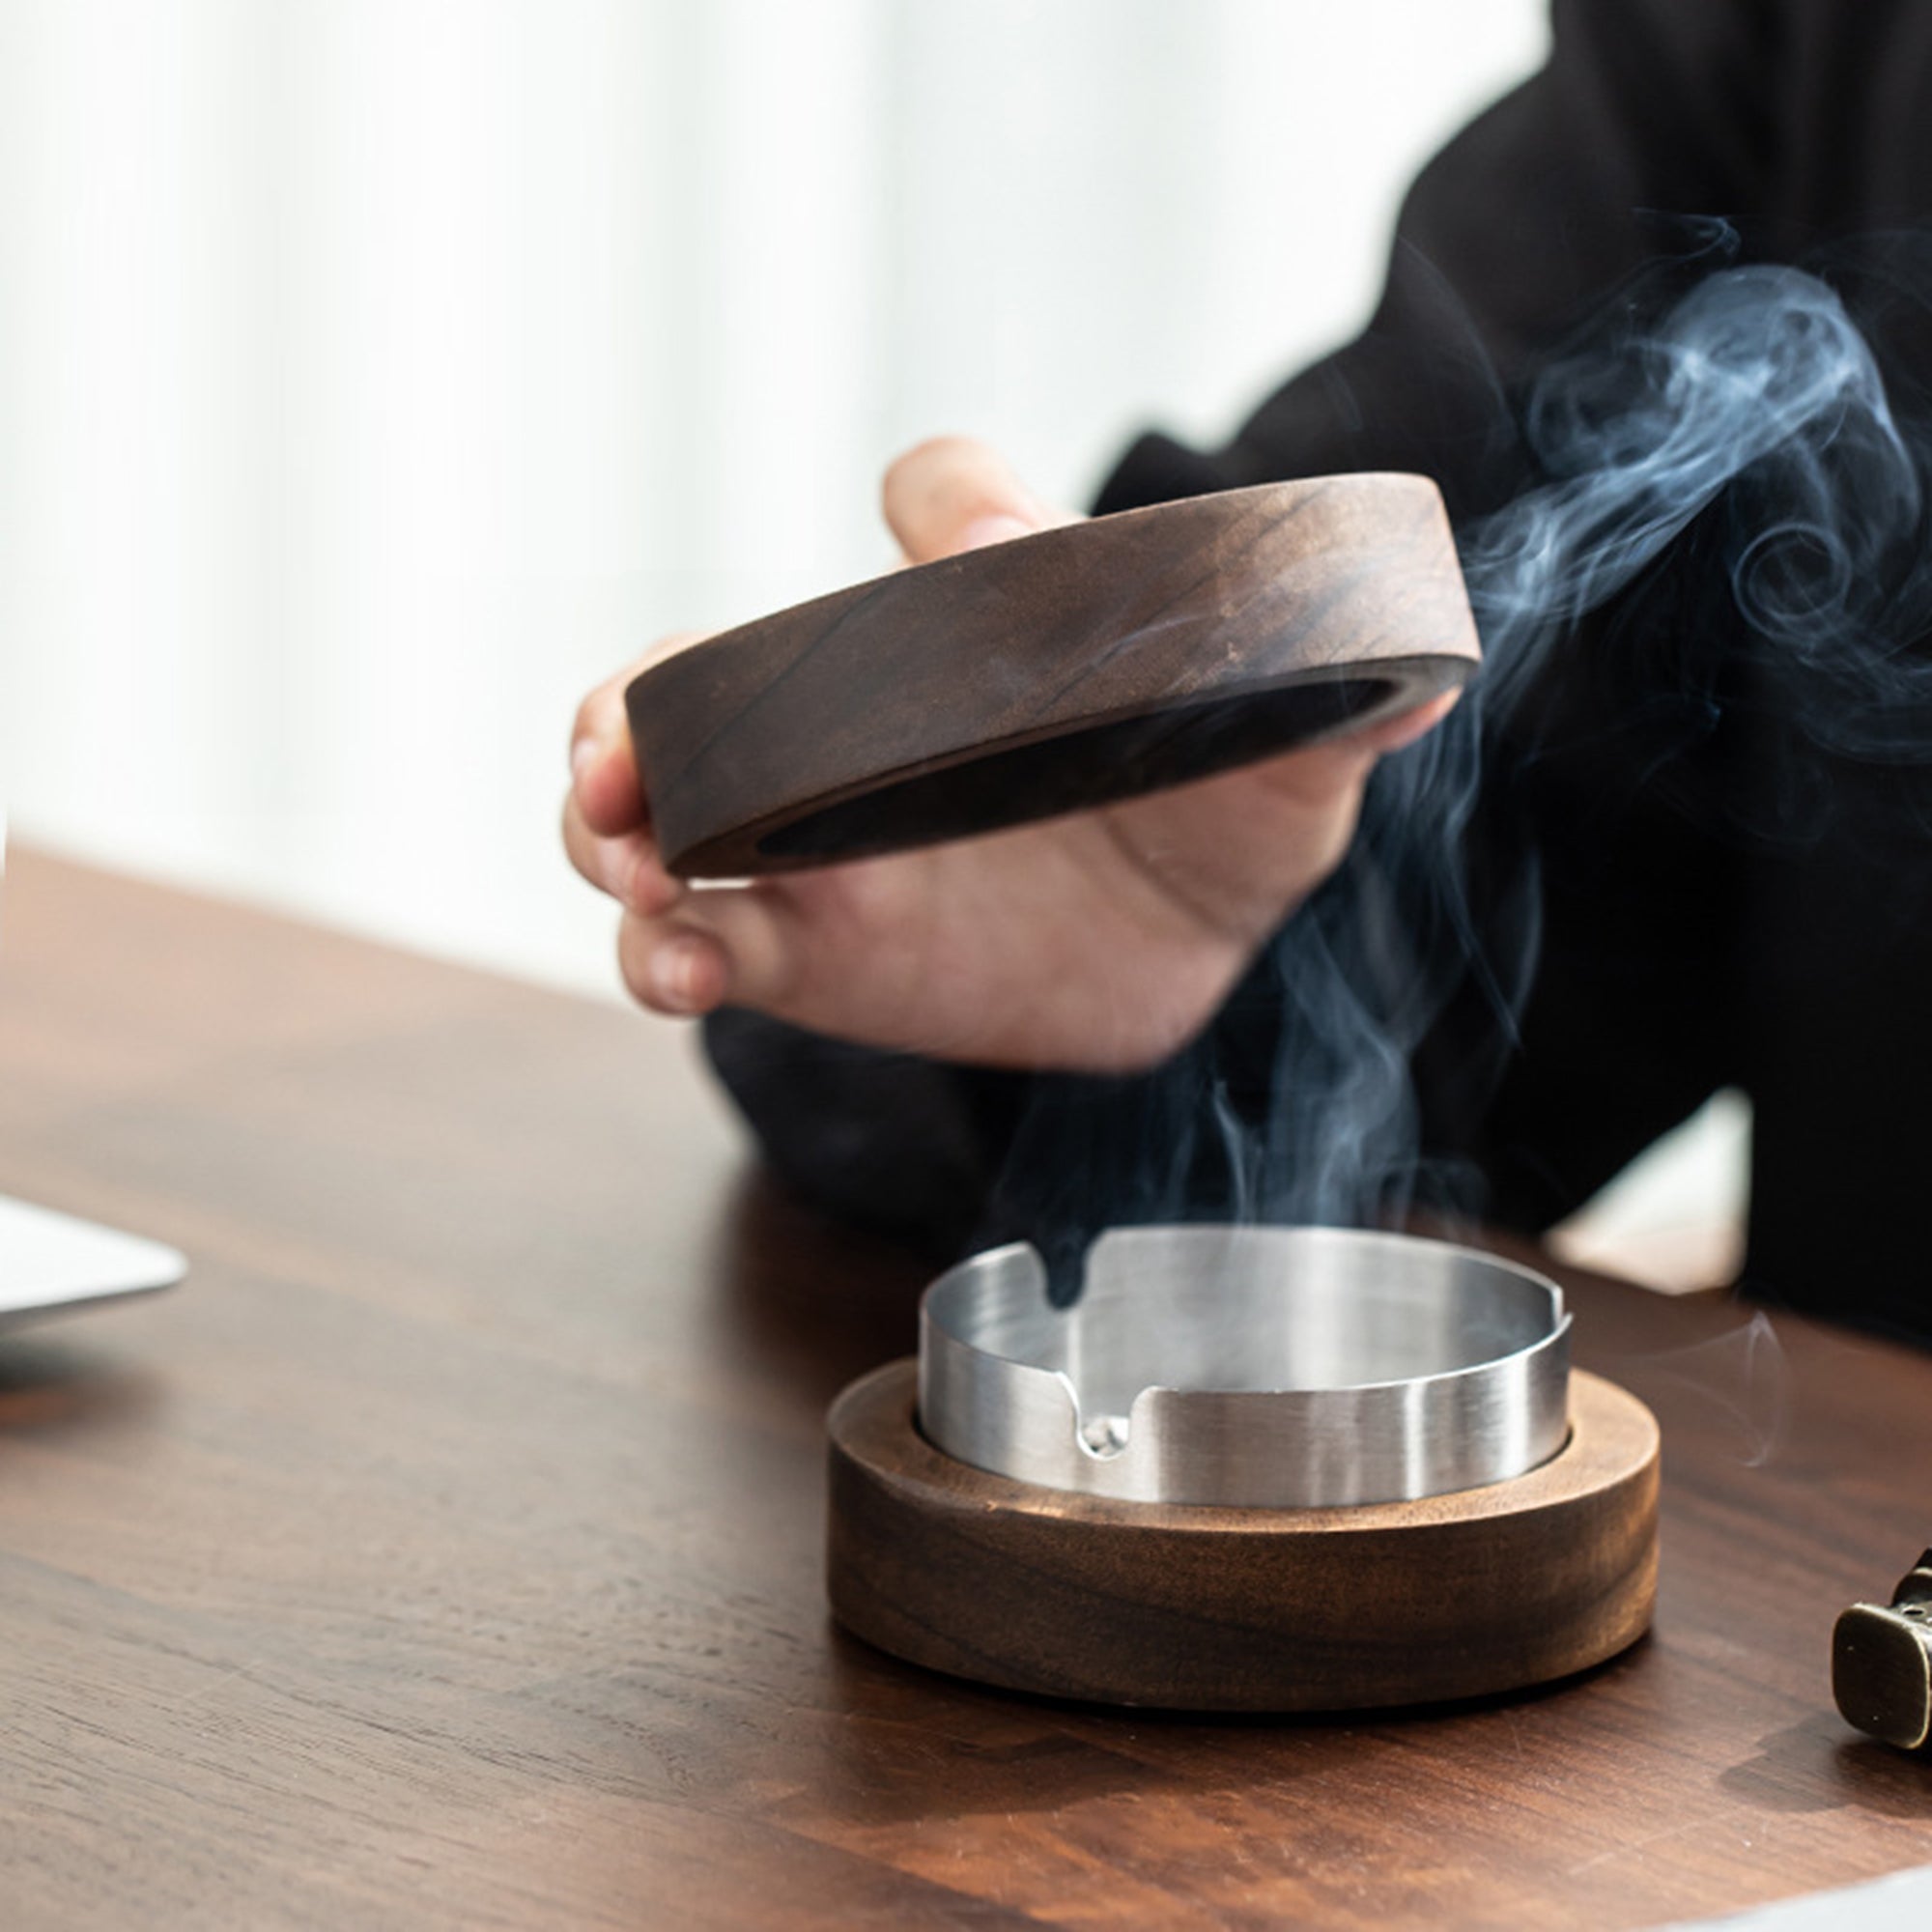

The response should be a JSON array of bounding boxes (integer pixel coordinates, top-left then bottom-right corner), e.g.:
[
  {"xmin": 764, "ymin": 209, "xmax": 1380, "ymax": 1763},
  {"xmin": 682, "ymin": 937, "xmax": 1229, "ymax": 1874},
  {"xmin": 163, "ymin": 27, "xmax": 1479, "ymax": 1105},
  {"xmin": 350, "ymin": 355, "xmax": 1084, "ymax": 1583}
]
[{"xmin": 880, "ymin": 435, "xmax": 1068, "ymax": 564}]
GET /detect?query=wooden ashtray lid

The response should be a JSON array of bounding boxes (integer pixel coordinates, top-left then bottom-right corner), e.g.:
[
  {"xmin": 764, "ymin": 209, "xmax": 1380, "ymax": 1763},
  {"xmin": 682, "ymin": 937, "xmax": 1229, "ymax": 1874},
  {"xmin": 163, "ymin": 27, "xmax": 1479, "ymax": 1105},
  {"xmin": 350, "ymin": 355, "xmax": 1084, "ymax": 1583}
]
[
  {"xmin": 827, "ymin": 1361, "xmax": 1659, "ymax": 1713},
  {"xmin": 629, "ymin": 473, "xmax": 1480, "ymax": 877}
]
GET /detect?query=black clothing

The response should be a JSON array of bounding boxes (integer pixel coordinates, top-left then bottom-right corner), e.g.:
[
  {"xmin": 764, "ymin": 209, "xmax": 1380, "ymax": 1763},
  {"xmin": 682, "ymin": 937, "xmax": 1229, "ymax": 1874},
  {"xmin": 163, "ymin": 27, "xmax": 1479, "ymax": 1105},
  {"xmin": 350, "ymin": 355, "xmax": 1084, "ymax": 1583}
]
[{"xmin": 706, "ymin": 0, "xmax": 1932, "ymax": 1344}]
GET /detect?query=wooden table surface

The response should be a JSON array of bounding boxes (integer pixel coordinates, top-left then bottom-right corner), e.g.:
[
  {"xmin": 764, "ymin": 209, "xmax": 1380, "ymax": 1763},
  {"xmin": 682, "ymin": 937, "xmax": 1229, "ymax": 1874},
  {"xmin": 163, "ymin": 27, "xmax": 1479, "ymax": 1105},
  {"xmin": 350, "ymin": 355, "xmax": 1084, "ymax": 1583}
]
[{"xmin": 1, "ymin": 848, "xmax": 1929, "ymax": 1930}]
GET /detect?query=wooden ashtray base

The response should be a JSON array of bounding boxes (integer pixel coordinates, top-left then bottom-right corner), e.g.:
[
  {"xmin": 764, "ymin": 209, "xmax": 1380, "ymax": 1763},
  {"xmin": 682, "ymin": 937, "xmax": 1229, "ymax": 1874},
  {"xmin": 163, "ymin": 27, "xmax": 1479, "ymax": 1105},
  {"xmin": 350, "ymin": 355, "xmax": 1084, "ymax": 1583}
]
[{"xmin": 827, "ymin": 1361, "xmax": 1659, "ymax": 1712}]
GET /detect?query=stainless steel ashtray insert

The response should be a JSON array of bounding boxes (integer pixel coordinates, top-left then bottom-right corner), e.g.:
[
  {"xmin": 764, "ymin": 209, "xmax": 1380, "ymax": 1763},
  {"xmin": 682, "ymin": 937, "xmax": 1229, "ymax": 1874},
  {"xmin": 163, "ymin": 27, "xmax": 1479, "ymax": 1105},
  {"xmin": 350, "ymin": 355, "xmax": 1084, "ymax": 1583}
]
[{"xmin": 917, "ymin": 1226, "xmax": 1571, "ymax": 1509}]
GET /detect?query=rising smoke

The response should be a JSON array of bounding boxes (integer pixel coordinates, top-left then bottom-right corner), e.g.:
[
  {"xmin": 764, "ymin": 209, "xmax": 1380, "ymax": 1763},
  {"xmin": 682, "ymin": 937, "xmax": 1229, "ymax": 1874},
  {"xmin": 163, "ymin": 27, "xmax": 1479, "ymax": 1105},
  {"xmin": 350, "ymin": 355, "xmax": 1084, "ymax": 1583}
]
[{"xmin": 1011, "ymin": 242, "xmax": 1932, "ymax": 1298}]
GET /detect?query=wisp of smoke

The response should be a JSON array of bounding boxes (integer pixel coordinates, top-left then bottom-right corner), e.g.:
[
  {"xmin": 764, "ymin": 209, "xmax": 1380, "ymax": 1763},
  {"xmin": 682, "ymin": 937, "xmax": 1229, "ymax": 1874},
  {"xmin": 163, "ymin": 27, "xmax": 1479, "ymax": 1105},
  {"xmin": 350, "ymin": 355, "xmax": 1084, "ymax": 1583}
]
[
  {"xmin": 1263, "ymin": 256, "xmax": 1932, "ymax": 1236},
  {"xmin": 1009, "ymin": 251, "xmax": 1932, "ymax": 1294},
  {"xmin": 1621, "ymin": 1308, "xmax": 1791, "ymax": 1468},
  {"xmin": 1476, "ymin": 263, "xmax": 1924, "ymax": 726}
]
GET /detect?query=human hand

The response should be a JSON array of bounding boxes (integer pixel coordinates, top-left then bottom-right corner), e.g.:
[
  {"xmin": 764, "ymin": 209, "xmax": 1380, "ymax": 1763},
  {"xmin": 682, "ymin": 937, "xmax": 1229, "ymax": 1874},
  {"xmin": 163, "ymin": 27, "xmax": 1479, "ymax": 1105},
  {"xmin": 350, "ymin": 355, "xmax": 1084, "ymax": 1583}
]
[{"xmin": 564, "ymin": 437, "xmax": 1456, "ymax": 1072}]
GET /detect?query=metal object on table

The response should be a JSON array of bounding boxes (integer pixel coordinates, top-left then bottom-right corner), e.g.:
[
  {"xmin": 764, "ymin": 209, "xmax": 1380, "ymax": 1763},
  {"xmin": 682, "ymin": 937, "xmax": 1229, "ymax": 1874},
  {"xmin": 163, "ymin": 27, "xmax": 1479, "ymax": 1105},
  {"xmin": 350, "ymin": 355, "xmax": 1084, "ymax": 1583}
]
[
  {"xmin": 0, "ymin": 1192, "xmax": 185, "ymax": 1330},
  {"xmin": 1833, "ymin": 1551, "xmax": 1932, "ymax": 1749},
  {"xmin": 918, "ymin": 1225, "xmax": 1572, "ymax": 1509},
  {"xmin": 827, "ymin": 1223, "xmax": 1656, "ymax": 1711}
]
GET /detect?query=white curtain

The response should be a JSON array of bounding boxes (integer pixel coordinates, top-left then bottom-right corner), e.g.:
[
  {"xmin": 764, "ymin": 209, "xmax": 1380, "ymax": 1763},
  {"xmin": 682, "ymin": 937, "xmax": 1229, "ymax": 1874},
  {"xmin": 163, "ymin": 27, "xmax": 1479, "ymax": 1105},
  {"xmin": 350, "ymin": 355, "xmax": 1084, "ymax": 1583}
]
[{"xmin": 0, "ymin": 0, "xmax": 1547, "ymax": 990}]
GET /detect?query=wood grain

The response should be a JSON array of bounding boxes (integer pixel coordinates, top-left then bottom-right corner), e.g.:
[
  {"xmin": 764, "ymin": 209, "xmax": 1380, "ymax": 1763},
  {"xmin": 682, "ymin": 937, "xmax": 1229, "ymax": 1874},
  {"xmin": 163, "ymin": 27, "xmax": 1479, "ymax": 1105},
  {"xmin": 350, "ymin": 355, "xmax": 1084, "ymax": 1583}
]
[
  {"xmin": 626, "ymin": 474, "xmax": 1480, "ymax": 876},
  {"xmin": 1, "ymin": 848, "xmax": 1931, "ymax": 1929},
  {"xmin": 828, "ymin": 1363, "xmax": 1658, "ymax": 1710}
]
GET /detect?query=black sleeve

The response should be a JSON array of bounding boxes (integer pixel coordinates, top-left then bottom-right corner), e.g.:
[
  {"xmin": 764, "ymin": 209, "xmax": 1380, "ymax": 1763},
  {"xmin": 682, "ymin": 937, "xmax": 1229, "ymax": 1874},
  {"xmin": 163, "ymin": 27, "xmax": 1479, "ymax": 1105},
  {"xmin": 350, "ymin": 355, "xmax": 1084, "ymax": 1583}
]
[{"xmin": 703, "ymin": 0, "xmax": 1776, "ymax": 1259}]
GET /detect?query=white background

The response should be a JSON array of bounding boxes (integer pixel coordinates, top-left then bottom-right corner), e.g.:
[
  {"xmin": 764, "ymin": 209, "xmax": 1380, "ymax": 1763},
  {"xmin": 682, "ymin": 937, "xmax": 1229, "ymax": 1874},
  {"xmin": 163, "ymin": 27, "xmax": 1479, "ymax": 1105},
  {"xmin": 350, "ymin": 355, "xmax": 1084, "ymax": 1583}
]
[
  {"xmin": 0, "ymin": 0, "xmax": 1750, "ymax": 1284},
  {"xmin": 0, "ymin": 0, "xmax": 1551, "ymax": 991}
]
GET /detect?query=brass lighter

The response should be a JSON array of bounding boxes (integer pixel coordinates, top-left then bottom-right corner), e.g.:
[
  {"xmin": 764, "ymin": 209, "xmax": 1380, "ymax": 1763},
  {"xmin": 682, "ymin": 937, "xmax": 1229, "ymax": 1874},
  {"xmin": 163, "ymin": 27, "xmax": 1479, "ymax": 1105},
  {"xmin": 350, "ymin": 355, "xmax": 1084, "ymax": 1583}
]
[{"xmin": 1833, "ymin": 1550, "xmax": 1932, "ymax": 1749}]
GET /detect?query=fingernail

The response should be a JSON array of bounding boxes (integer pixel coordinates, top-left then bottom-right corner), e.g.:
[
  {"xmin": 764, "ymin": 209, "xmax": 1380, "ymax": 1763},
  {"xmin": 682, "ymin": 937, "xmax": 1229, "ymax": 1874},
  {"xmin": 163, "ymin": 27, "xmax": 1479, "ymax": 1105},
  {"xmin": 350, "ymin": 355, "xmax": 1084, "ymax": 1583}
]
[
  {"xmin": 953, "ymin": 512, "xmax": 1037, "ymax": 553},
  {"xmin": 647, "ymin": 939, "xmax": 700, "ymax": 1013}
]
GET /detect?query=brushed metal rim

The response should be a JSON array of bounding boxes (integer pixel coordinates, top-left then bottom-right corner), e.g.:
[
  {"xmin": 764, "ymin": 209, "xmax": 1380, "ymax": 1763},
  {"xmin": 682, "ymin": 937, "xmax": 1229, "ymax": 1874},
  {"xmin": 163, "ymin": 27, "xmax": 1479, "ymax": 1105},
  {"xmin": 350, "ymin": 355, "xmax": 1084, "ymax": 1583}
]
[{"xmin": 917, "ymin": 1226, "xmax": 1571, "ymax": 1508}]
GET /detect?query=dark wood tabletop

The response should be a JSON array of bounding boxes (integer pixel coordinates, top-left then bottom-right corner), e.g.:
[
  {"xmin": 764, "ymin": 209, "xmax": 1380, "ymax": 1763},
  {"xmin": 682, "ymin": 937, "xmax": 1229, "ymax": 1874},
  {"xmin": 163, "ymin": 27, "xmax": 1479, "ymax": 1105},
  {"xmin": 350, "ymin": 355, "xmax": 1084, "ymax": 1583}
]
[{"xmin": 1, "ymin": 847, "xmax": 1929, "ymax": 1929}]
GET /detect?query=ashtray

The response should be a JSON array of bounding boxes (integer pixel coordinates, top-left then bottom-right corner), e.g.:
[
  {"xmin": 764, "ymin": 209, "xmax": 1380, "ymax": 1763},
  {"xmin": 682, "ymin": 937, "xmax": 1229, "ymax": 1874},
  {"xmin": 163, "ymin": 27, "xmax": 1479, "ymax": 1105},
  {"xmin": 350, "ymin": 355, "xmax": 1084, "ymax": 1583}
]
[{"xmin": 826, "ymin": 1226, "xmax": 1659, "ymax": 1712}]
